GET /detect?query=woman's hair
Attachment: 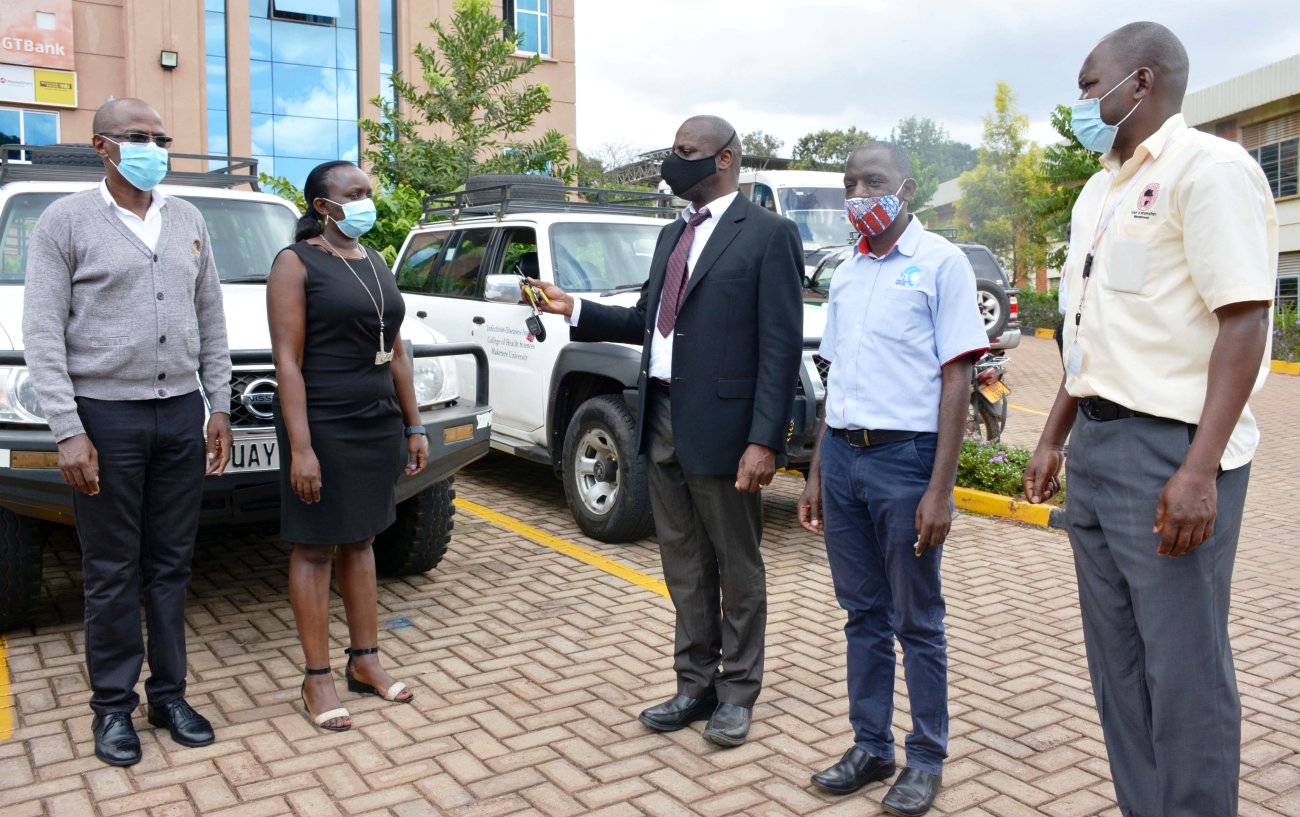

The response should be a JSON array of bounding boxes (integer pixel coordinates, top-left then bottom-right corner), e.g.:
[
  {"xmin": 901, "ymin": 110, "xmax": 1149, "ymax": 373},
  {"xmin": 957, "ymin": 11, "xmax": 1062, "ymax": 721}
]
[{"xmin": 295, "ymin": 160, "xmax": 356, "ymax": 242}]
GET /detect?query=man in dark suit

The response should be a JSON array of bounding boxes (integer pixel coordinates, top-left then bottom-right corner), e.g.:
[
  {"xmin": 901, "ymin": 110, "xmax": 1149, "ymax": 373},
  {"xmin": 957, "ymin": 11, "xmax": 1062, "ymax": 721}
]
[{"xmin": 530, "ymin": 115, "xmax": 804, "ymax": 747}]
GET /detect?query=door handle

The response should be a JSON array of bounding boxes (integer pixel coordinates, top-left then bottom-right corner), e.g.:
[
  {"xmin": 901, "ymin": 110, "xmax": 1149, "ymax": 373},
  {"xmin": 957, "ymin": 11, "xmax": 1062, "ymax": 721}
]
[
  {"xmin": 472, "ymin": 316, "xmax": 486, "ymax": 325},
  {"xmin": 416, "ymin": 310, "xmax": 428, "ymax": 319}
]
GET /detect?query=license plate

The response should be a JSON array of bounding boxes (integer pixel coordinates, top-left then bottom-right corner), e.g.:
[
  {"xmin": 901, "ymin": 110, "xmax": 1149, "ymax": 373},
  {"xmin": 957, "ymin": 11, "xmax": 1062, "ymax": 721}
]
[
  {"xmin": 979, "ymin": 380, "xmax": 1011, "ymax": 403},
  {"xmin": 225, "ymin": 436, "xmax": 279, "ymax": 473}
]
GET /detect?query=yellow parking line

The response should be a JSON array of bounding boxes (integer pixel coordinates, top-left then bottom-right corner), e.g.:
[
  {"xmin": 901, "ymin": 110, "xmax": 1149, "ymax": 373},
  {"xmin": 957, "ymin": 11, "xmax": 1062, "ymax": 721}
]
[
  {"xmin": 1010, "ymin": 403, "xmax": 1050, "ymax": 417},
  {"xmin": 453, "ymin": 498, "xmax": 670, "ymax": 599},
  {"xmin": 0, "ymin": 635, "xmax": 13, "ymax": 742}
]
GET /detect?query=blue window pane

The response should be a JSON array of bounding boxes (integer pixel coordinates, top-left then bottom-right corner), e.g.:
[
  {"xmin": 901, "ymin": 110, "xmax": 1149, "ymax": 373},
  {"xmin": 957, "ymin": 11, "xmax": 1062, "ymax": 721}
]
[
  {"xmin": 251, "ymin": 114, "xmax": 275, "ymax": 156},
  {"xmin": 336, "ymin": 0, "xmax": 356, "ymax": 29},
  {"xmin": 253, "ymin": 154, "xmax": 274, "ymax": 177},
  {"xmin": 271, "ymin": 19, "xmax": 336, "ymax": 68},
  {"xmin": 539, "ymin": 15, "xmax": 549, "ymax": 56},
  {"xmin": 25, "ymin": 112, "xmax": 58, "ymax": 146},
  {"xmin": 337, "ymin": 27, "xmax": 357, "ymax": 70},
  {"xmin": 380, "ymin": 0, "xmax": 394, "ymax": 34},
  {"xmin": 516, "ymin": 13, "xmax": 538, "ymax": 53},
  {"xmin": 250, "ymin": 60, "xmax": 273, "ymax": 114},
  {"xmin": 0, "ymin": 109, "xmax": 22, "ymax": 147},
  {"xmin": 337, "ymin": 70, "xmax": 358, "ymax": 120},
  {"xmin": 207, "ymin": 56, "xmax": 227, "ymax": 111},
  {"xmin": 339, "ymin": 121, "xmax": 358, "ymax": 162},
  {"xmin": 380, "ymin": 73, "xmax": 395, "ymax": 107},
  {"xmin": 205, "ymin": 0, "xmax": 225, "ymax": 12},
  {"xmin": 380, "ymin": 35, "xmax": 394, "ymax": 74},
  {"xmin": 249, "ymin": 0, "xmax": 268, "ymax": 18},
  {"xmin": 538, "ymin": 0, "xmax": 548, "ymax": 11},
  {"xmin": 208, "ymin": 122, "xmax": 229, "ymax": 156},
  {"xmin": 273, "ymin": 63, "xmax": 336, "ymax": 117},
  {"xmin": 205, "ymin": 12, "xmax": 226, "ymax": 58},
  {"xmin": 274, "ymin": 0, "xmax": 338, "ymax": 17},
  {"xmin": 250, "ymin": 17, "xmax": 271, "ymax": 61},
  {"xmin": 273, "ymin": 115, "xmax": 338, "ymax": 160},
  {"xmin": 275, "ymin": 157, "xmax": 324, "ymax": 192},
  {"xmin": 518, "ymin": 0, "xmax": 538, "ymax": 11}
]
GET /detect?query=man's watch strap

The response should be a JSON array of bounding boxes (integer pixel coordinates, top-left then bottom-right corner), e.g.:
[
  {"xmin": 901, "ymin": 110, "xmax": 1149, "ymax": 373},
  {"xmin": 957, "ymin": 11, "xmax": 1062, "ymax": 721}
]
[{"xmin": 404, "ymin": 425, "xmax": 427, "ymax": 437}]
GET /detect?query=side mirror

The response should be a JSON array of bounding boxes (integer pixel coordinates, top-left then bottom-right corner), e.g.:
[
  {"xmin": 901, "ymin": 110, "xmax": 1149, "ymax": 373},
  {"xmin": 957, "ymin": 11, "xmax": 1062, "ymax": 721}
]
[{"xmin": 484, "ymin": 274, "xmax": 526, "ymax": 304}]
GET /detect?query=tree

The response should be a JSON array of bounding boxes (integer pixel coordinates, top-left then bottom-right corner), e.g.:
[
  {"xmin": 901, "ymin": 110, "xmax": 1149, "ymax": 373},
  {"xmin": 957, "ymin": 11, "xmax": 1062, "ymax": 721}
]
[
  {"xmin": 359, "ymin": 0, "xmax": 573, "ymax": 195},
  {"xmin": 790, "ymin": 127, "xmax": 872, "ymax": 171},
  {"xmin": 955, "ymin": 82, "xmax": 1050, "ymax": 286},
  {"xmin": 890, "ymin": 116, "xmax": 977, "ymax": 183},
  {"xmin": 1026, "ymin": 104, "xmax": 1101, "ymax": 269},
  {"xmin": 742, "ymin": 130, "xmax": 783, "ymax": 158}
]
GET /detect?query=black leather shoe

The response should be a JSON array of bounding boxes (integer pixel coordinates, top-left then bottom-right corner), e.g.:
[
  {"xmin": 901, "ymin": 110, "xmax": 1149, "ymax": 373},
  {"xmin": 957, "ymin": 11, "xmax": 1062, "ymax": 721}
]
[
  {"xmin": 881, "ymin": 767, "xmax": 942, "ymax": 817},
  {"xmin": 811, "ymin": 746, "xmax": 897, "ymax": 794},
  {"xmin": 147, "ymin": 699, "xmax": 215, "ymax": 748},
  {"xmin": 92, "ymin": 712, "xmax": 141, "ymax": 767},
  {"xmin": 701, "ymin": 703, "xmax": 751, "ymax": 747},
  {"xmin": 638, "ymin": 694, "xmax": 718, "ymax": 732}
]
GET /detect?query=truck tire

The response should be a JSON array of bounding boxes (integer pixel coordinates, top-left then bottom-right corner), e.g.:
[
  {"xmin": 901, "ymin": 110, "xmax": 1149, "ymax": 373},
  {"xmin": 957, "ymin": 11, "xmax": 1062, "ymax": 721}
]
[
  {"xmin": 30, "ymin": 143, "xmax": 101, "ymax": 166},
  {"xmin": 0, "ymin": 509, "xmax": 46, "ymax": 632},
  {"xmin": 373, "ymin": 477, "xmax": 455, "ymax": 576},
  {"xmin": 976, "ymin": 278, "xmax": 1011, "ymax": 340},
  {"xmin": 562, "ymin": 395, "xmax": 654, "ymax": 543},
  {"xmin": 465, "ymin": 173, "xmax": 566, "ymax": 204}
]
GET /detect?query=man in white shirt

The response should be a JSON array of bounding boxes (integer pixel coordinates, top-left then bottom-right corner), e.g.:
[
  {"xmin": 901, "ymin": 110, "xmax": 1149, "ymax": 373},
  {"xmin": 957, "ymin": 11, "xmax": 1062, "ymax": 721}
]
[{"xmin": 1024, "ymin": 23, "xmax": 1276, "ymax": 816}]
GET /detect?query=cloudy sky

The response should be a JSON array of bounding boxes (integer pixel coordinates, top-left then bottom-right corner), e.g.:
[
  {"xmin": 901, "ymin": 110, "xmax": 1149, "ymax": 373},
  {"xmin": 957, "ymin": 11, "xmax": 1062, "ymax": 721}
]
[{"xmin": 573, "ymin": 0, "xmax": 1300, "ymax": 163}]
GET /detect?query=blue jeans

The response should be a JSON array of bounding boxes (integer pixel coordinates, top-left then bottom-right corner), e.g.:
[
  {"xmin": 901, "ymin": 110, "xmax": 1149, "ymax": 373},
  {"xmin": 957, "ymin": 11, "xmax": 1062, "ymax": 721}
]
[{"xmin": 820, "ymin": 431, "xmax": 948, "ymax": 775}]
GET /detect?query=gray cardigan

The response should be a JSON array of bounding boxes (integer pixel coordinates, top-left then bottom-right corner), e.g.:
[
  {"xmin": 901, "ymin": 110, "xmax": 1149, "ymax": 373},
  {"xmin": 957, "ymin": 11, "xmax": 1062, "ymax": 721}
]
[{"xmin": 22, "ymin": 188, "xmax": 231, "ymax": 442}]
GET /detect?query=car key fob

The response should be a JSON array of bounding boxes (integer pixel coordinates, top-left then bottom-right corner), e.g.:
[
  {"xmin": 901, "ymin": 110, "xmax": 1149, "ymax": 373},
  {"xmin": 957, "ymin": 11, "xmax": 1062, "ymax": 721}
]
[{"xmin": 526, "ymin": 313, "xmax": 547, "ymax": 342}]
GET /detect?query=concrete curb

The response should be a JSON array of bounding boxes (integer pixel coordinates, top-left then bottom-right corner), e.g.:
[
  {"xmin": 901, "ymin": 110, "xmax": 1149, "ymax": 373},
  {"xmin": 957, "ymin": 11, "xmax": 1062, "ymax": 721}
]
[
  {"xmin": 1033, "ymin": 327, "xmax": 1057, "ymax": 339},
  {"xmin": 1271, "ymin": 360, "xmax": 1300, "ymax": 376},
  {"xmin": 953, "ymin": 486, "xmax": 1066, "ymax": 529}
]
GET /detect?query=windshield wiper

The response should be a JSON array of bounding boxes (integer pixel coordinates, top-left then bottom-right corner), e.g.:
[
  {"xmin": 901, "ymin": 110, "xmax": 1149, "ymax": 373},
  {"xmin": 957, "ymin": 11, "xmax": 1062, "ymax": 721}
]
[
  {"xmin": 600, "ymin": 283, "xmax": 644, "ymax": 297},
  {"xmin": 222, "ymin": 276, "xmax": 269, "ymax": 283}
]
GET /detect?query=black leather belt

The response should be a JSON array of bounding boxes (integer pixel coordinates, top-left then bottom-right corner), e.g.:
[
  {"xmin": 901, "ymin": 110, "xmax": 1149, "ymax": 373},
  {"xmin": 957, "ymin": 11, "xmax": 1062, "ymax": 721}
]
[
  {"xmin": 650, "ymin": 378, "xmax": 671, "ymax": 393},
  {"xmin": 829, "ymin": 427, "xmax": 919, "ymax": 448},
  {"xmin": 1079, "ymin": 397, "xmax": 1158, "ymax": 422}
]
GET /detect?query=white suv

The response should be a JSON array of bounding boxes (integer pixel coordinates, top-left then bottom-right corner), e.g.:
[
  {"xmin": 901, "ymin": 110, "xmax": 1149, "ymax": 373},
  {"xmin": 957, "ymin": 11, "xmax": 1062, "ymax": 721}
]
[
  {"xmin": 0, "ymin": 145, "xmax": 491, "ymax": 631},
  {"xmin": 392, "ymin": 177, "xmax": 827, "ymax": 543}
]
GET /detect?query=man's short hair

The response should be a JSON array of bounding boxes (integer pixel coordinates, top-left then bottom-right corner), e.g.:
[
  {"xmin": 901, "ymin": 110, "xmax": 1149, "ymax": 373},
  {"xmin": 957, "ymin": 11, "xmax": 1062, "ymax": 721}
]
[
  {"xmin": 1099, "ymin": 22, "xmax": 1189, "ymax": 102},
  {"xmin": 853, "ymin": 141, "xmax": 913, "ymax": 180}
]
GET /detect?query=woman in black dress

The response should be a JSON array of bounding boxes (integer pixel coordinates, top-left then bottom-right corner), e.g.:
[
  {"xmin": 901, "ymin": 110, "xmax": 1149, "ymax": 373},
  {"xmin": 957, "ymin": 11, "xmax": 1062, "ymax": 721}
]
[{"xmin": 267, "ymin": 161, "xmax": 428, "ymax": 731}]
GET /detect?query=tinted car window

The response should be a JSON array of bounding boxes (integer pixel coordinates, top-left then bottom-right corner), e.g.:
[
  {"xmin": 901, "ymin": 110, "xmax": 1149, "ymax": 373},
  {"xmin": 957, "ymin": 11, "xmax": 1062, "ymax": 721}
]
[
  {"xmin": 395, "ymin": 232, "xmax": 447, "ymax": 293},
  {"xmin": 960, "ymin": 246, "xmax": 1009, "ymax": 287},
  {"xmin": 431, "ymin": 229, "xmax": 493, "ymax": 299},
  {"xmin": 549, "ymin": 222, "xmax": 660, "ymax": 292}
]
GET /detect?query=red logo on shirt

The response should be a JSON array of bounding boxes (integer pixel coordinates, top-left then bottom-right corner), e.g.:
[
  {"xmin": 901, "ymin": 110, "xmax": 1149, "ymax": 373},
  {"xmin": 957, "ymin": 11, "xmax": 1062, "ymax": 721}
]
[{"xmin": 1137, "ymin": 183, "xmax": 1160, "ymax": 211}]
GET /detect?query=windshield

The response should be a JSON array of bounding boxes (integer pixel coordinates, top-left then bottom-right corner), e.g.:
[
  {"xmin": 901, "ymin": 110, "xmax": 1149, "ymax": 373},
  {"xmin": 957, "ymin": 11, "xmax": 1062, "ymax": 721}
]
[
  {"xmin": 778, "ymin": 187, "xmax": 853, "ymax": 248},
  {"xmin": 549, "ymin": 222, "xmax": 662, "ymax": 292},
  {"xmin": 0, "ymin": 191, "xmax": 297, "ymax": 284}
]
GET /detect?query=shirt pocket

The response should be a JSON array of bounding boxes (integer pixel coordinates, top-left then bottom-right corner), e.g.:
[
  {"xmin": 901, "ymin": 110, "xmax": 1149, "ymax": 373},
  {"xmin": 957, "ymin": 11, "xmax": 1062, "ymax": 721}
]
[{"xmin": 1103, "ymin": 238, "xmax": 1150, "ymax": 294}]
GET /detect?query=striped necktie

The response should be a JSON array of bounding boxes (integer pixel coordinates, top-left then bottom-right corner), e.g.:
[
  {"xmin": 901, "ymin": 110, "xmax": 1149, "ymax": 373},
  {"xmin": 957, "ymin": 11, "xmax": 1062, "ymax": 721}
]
[{"xmin": 656, "ymin": 208, "xmax": 712, "ymax": 337}]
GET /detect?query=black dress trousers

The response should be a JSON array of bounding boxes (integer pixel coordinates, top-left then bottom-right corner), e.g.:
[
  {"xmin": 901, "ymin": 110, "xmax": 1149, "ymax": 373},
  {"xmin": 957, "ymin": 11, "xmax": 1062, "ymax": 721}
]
[{"xmin": 72, "ymin": 391, "xmax": 207, "ymax": 715}]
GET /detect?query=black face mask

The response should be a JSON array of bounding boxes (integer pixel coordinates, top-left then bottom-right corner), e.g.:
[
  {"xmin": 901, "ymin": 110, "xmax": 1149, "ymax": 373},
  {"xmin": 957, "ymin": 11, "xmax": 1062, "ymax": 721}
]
[{"xmin": 660, "ymin": 130, "xmax": 736, "ymax": 197}]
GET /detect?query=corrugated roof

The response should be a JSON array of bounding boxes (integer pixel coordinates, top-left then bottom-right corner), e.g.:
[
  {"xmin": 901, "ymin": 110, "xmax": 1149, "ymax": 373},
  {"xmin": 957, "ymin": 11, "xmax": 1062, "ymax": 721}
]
[{"xmin": 1184, "ymin": 53, "xmax": 1300, "ymax": 127}]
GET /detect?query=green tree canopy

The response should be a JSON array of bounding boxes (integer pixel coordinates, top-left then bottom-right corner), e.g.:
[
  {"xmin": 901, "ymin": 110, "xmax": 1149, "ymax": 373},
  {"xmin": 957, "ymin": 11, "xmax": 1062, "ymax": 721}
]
[
  {"xmin": 359, "ymin": 0, "xmax": 573, "ymax": 195},
  {"xmin": 742, "ymin": 130, "xmax": 784, "ymax": 158},
  {"xmin": 890, "ymin": 116, "xmax": 977, "ymax": 183},
  {"xmin": 790, "ymin": 127, "xmax": 872, "ymax": 171},
  {"xmin": 1026, "ymin": 104, "xmax": 1101, "ymax": 269}
]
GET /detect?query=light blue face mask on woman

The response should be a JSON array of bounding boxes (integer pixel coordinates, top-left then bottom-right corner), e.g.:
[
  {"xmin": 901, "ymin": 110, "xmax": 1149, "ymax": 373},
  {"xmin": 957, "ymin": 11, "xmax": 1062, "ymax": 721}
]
[
  {"xmin": 323, "ymin": 197, "xmax": 377, "ymax": 238},
  {"xmin": 104, "ymin": 138, "xmax": 170, "ymax": 191},
  {"xmin": 1071, "ymin": 68, "xmax": 1143, "ymax": 154}
]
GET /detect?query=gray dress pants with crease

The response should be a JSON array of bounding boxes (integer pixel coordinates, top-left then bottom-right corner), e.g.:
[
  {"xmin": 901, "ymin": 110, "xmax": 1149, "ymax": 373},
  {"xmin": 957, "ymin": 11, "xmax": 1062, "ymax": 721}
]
[
  {"xmin": 1067, "ymin": 410, "xmax": 1249, "ymax": 817},
  {"xmin": 644, "ymin": 382, "xmax": 766, "ymax": 707}
]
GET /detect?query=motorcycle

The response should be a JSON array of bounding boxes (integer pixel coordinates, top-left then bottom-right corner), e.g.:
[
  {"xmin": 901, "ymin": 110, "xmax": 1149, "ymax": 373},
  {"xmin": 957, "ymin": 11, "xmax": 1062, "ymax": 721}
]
[{"xmin": 968, "ymin": 353, "xmax": 1011, "ymax": 441}]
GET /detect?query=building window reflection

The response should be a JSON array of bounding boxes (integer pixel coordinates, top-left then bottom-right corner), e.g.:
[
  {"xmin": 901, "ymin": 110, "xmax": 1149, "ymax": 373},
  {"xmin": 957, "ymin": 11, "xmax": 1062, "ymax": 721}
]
[
  {"xmin": 0, "ymin": 107, "xmax": 60, "ymax": 162},
  {"xmin": 206, "ymin": 1, "xmax": 229, "ymax": 160}
]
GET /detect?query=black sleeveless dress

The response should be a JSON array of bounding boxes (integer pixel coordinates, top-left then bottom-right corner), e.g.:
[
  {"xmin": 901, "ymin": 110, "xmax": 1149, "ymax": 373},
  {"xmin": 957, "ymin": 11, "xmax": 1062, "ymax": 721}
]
[{"xmin": 272, "ymin": 240, "xmax": 406, "ymax": 545}]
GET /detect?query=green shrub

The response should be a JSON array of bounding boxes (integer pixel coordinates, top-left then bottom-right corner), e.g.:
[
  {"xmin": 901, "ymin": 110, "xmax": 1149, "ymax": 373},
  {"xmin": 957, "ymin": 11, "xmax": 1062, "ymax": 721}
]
[
  {"xmin": 1015, "ymin": 286, "xmax": 1060, "ymax": 333},
  {"xmin": 1274, "ymin": 305, "xmax": 1300, "ymax": 363},
  {"xmin": 956, "ymin": 435, "xmax": 1065, "ymax": 504}
]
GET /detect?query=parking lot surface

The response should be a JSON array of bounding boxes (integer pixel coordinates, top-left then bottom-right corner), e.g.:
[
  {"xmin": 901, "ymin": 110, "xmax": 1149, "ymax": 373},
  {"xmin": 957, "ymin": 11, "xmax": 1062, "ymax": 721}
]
[{"xmin": 2, "ymin": 336, "xmax": 1299, "ymax": 817}]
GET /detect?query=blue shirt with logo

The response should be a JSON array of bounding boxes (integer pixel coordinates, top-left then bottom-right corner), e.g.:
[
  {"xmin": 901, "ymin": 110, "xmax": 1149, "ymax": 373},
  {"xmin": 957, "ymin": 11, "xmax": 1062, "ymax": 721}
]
[{"xmin": 819, "ymin": 217, "xmax": 989, "ymax": 432}]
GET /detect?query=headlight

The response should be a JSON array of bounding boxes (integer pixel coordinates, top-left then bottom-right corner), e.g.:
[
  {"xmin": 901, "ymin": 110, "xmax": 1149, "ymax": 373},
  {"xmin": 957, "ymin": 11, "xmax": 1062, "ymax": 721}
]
[
  {"xmin": 0, "ymin": 366, "xmax": 47, "ymax": 424},
  {"xmin": 412, "ymin": 356, "xmax": 459, "ymax": 407}
]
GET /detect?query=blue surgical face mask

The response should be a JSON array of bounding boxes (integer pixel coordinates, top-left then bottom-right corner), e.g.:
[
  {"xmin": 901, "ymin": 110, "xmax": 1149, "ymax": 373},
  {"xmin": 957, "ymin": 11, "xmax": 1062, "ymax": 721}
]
[
  {"xmin": 104, "ymin": 138, "xmax": 169, "ymax": 191},
  {"xmin": 323, "ymin": 197, "xmax": 377, "ymax": 238},
  {"xmin": 1071, "ymin": 68, "xmax": 1142, "ymax": 154}
]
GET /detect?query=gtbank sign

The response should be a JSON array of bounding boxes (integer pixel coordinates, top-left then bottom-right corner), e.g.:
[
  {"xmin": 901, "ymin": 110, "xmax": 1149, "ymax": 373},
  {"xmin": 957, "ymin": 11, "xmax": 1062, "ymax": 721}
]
[{"xmin": 0, "ymin": 0, "xmax": 75, "ymax": 72}]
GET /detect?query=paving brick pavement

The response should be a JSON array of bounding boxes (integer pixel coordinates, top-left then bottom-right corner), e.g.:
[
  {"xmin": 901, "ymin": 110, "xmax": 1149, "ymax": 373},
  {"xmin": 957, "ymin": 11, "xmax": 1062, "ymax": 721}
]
[{"xmin": 2, "ymin": 335, "xmax": 1298, "ymax": 816}]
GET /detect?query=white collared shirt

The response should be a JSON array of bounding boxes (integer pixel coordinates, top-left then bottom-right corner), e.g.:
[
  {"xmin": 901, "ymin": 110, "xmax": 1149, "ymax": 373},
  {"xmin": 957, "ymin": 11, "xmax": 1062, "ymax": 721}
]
[
  {"xmin": 569, "ymin": 190, "xmax": 739, "ymax": 380},
  {"xmin": 99, "ymin": 179, "xmax": 168, "ymax": 251}
]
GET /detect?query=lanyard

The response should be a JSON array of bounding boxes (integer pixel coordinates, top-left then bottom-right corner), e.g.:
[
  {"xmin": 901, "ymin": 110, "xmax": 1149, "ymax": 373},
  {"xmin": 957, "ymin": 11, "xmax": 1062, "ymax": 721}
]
[{"xmin": 1074, "ymin": 125, "xmax": 1185, "ymax": 330}]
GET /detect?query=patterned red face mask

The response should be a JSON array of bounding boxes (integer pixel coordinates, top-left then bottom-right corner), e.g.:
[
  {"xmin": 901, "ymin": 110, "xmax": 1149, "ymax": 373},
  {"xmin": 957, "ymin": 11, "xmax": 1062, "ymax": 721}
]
[{"xmin": 846, "ymin": 182, "xmax": 906, "ymax": 253}]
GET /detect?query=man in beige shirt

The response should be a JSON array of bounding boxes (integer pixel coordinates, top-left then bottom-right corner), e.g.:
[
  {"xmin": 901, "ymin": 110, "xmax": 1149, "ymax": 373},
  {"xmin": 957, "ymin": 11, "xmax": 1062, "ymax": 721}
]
[{"xmin": 1024, "ymin": 22, "xmax": 1276, "ymax": 817}]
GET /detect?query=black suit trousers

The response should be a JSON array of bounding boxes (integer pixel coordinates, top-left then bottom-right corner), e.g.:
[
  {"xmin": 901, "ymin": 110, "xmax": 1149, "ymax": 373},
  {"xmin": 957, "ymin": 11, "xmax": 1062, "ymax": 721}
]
[
  {"xmin": 645, "ymin": 383, "xmax": 766, "ymax": 707},
  {"xmin": 72, "ymin": 391, "xmax": 206, "ymax": 715}
]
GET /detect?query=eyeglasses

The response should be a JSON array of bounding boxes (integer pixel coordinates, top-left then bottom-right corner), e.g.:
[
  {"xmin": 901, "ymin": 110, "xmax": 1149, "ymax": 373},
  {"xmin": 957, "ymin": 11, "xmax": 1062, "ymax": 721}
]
[{"xmin": 98, "ymin": 132, "xmax": 175, "ymax": 148}]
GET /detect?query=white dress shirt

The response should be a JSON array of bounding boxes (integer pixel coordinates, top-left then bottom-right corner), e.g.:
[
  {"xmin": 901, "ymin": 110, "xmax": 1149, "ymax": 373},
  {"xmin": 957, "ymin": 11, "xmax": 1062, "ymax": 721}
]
[
  {"xmin": 569, "ymin": 191, "xmax": 739, "ymax": 380},
  {"xmin": 99, "ymin": 179, "xmax": 168, "ymax": 251}
]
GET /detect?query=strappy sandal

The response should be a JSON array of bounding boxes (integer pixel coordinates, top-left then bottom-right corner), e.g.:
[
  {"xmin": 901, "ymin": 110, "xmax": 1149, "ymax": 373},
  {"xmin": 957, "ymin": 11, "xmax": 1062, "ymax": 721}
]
[
  {"xmin": 301, "ymin": 666, "xmax": 351, "ymax": 731},
  {"xmin": 344, "ymin": 647, "xmax": 414, "ymax": 703}
]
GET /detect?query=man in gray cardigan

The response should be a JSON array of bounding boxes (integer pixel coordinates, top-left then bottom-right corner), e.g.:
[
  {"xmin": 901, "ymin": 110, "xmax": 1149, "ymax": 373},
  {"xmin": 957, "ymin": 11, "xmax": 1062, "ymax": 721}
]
[{"xmin": 22, "ymin": 98, "xmax": 232, "ymax": 767}]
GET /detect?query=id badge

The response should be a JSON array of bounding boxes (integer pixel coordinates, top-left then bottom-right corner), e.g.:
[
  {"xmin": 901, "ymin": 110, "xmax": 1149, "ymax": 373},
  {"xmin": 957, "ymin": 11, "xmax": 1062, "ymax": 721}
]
[{"xmin": 1065, "ymin": 343, "xmax": 1084, "ymax": 376}]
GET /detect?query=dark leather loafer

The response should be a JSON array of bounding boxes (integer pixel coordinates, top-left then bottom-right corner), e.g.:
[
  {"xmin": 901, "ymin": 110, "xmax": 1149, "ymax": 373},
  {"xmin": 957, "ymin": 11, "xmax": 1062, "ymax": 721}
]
[
  {"xmin": 811, "ymin": 746, "xmax": 897, "ymax": 794},
  {"xmin": 638, "ymin": 694, "xmax": 718, "ymax": 732},
  {"xmin": 147, "ymin": 699, "xmax": 215, "ymax": 748},
  {"xmin": 882, "ymin": 767, "xmax": 942, "ymax": 817},
  {"xmin": 92, "ymin": 712, "xmax": 141, "ymax": 767},
  {"xmin": 701, "ymin": 702, "xmax": 751, "ymax": 747}
]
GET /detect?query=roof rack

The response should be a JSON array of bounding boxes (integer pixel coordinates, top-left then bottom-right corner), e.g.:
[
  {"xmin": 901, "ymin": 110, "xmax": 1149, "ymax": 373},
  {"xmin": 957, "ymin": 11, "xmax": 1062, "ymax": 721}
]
[
  {"xmin": 0, "ymin": 144, "xmax": 262, "ymax": 191},
  {"xmin": 422, "ymin": 182, "xmax": 678, "ymax": 222}
]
